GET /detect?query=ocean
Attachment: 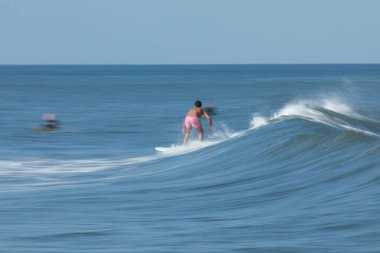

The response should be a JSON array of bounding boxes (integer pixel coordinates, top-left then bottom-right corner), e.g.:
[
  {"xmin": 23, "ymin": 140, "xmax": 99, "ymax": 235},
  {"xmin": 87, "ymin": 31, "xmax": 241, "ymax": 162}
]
[{"xmin": 1, "ymin": 64, "xmax": 380, "ymax": 252}]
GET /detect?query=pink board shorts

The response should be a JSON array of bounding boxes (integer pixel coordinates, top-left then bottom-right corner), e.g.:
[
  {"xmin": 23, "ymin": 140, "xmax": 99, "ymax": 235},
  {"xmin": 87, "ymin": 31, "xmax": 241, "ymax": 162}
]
[{"xmin": 184, "ymin": 116, "xmax": 201, "ymax": 130}]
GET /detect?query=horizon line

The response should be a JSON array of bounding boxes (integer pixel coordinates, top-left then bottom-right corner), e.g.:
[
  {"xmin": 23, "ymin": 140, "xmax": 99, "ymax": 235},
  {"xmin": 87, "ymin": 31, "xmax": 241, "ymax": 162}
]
[{"xmin": 0, "ymin": 63, "xmax": 380, "ymax": 66}]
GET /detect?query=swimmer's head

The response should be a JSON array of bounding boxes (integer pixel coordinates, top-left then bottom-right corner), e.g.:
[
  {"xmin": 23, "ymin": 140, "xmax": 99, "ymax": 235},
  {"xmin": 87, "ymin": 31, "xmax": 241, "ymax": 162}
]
[{"xmin": 194, "ymin": 100, "xmax": 202, "ymax": 108}]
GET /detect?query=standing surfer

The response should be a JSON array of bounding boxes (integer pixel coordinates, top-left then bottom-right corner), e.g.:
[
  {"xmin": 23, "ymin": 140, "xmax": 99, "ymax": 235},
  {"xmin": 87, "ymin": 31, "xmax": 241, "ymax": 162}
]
[{"xmin": 182, "ymin": 100, "xmax": 213, "ymax": 144}]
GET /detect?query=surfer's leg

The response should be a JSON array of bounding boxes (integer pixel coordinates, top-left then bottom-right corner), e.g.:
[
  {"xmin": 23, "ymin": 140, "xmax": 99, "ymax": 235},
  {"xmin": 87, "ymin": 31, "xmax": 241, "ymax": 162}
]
[
  {"xmin": 183, "ymin": 128, "xmax": 191, "ymax": 145},
  {"xmin": 197, "ymin": 126, "xmax": 204, "ymax": 142}
]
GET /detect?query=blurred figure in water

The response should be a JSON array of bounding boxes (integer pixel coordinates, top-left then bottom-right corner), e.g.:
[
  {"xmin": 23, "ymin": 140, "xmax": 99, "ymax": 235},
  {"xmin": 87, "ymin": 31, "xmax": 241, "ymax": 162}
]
[
  {"xmin": 182, "ymin": 100, "xmax": 213, "ymax": 144},
  {"xmin": 40, "ymin": 114, "xmax": 60, "ymax": 131},
  {"xmin": 203, "ymin": 104, "xmax": 217, "ymax": 116}
]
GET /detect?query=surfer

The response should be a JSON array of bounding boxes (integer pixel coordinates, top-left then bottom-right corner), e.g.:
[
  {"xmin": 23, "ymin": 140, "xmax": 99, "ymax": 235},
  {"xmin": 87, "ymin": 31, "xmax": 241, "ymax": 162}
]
[
  {"xmin": 182, "ymin": 100, "xmax": 213, "ymax": 144},
  {"xmin": 40, "ymin": 114, "xmax": 59, "ymax": 131}
]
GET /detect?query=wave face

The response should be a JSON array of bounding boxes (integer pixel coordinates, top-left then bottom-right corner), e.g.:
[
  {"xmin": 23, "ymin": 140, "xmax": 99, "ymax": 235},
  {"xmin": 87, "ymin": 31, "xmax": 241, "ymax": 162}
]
[{"xmin": 1, "ymin": 65, "xmax": 380, "ymax": 253}]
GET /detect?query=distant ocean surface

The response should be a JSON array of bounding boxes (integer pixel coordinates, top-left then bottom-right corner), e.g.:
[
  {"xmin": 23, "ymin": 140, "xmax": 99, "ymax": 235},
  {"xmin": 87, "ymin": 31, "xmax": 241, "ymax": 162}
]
[{"xmin": 1, "ymin": 64, "xmax": 380, "ymax": 253}]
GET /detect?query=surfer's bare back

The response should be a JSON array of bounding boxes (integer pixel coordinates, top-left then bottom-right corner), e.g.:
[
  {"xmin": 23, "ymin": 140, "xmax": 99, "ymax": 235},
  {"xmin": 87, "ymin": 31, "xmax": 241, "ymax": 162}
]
[{"xmin": 182, "ymin": 100, "xmax": 213, "ymax": 144}]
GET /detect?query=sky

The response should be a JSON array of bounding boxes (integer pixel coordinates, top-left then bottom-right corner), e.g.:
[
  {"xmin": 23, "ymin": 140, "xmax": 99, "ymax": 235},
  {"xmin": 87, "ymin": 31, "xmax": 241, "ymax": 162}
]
[{"xmin": 0, "ymin": 0, "xmax": 379, "ymax": 64}]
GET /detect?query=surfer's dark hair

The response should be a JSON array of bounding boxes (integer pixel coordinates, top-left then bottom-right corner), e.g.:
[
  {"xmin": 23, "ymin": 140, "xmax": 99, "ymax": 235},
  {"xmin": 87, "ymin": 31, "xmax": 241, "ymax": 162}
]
[{"xmin": 194, "ymin": 100, "xmax": 202, "ymax": 107}]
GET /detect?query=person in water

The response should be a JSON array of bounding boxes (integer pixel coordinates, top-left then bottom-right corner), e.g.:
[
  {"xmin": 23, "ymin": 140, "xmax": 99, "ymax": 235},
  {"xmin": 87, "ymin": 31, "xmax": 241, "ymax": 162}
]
[
  {"xmin": 182, "ymin": 100, "xmax": 213, "ymax": 144},
  {"xmin": 41, "ymin": 114, "xmax": 59, "ymax": 131}
]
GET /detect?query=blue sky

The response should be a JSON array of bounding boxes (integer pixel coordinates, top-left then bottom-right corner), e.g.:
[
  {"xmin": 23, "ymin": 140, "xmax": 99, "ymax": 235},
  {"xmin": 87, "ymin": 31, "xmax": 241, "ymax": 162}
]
[{"xmin": 1, "ymin": 0, "xmax": 379, "ymax": 64}]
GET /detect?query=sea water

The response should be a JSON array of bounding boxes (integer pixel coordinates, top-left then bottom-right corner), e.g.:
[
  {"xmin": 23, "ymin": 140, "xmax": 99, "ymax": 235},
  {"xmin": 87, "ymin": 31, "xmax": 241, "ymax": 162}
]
[{"xmin": 1, "ymin": 65, "xmax": 380, "ymax": 252}]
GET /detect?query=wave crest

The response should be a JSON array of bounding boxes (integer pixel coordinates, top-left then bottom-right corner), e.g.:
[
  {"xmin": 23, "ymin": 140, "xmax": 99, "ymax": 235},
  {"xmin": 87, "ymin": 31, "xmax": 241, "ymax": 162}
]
[{"xmin": 250, "ymin": 96, "xmax": 380, "ymax": 137}]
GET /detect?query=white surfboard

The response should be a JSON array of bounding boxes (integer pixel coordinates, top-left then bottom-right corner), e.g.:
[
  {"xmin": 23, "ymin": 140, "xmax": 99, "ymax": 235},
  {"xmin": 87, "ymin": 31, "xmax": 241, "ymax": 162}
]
[{"xmin": 155, "ymin": 147, "xmax": 170, "ymax": 152}]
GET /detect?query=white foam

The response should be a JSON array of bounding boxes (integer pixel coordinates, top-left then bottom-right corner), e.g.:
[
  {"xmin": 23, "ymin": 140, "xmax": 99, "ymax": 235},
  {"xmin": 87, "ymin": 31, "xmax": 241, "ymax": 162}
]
[
  {"xmin": 337, "ymin": 124, "xmax": 380, "ymax": 137},
  {"xmin": 155, "ymin": 140, "xmax": 219, "ymax": 155},
  {"xmin": 250, "ymin": 116, "xmax": 269, "ymax": 129},
  {"xmin": 269, "ymin": 96, "xmax": 359, "ymax": 124},
  {"xmin": 5, "ymin": 155, "xmax": 167, "ymax": 176},
  {"xmin": 0, "ymin": 159, "xmax": 116, "ymax": 176},
  {"xmin": 273, "ymin": 100, "xmax": 324, "ymax": 120},
  {"xmin": 321, "ymin": 97, "xmax": 352, "ymax": 115},
  {"xmin": 248, "ymin": 96, "xmax": 379, "ymax": 137},
  {"xmin": 0, "ymin": 125, "xmax": 243, "ymax": 180},
  {"xmin": 157, "ymin": 125, "xmax": 244, "ymax": 156}
]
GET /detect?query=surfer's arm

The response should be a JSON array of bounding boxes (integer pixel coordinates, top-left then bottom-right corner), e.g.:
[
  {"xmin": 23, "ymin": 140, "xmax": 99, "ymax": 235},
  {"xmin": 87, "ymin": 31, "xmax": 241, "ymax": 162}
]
[{"xmin": 203, "ymin": 110, "xmax": 213, "ymax": 130}]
